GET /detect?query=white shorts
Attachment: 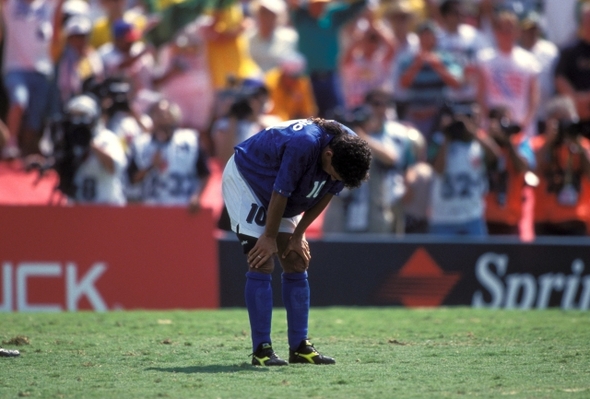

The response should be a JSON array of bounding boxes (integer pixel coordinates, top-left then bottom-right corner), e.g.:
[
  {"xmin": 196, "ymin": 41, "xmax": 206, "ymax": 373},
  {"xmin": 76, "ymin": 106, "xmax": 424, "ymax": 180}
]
[{"xmin": 222, "ymin": 155, "xmax": 301, "ymax": 238}]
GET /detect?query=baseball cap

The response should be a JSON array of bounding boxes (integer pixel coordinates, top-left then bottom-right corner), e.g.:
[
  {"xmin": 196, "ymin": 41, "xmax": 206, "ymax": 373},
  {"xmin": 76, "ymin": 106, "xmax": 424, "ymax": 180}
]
[
  {"xmin": 259, "ymin": 0, "xmax": 286, "ymax": 15},
  {"xmin": 113, "ymin": 19, "xmax": 141, "ymax": 42},
  {"xmin": 64, "ymin": 15, "xmax": 92, "ymax": 36},
  {"xmin": 65, "ymin": 94, "xmax": 100, "ymax": 123},
  {"xmin": 62, "ymin": 0, "xmax": 90, "ymax": 17}
]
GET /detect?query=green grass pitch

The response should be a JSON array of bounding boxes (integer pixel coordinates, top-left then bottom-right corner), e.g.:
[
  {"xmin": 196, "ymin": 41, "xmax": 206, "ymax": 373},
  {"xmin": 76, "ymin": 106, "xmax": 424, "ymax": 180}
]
[{"xmin": 1, "ymin": 307, "xmax": 589, "ymax": 398}]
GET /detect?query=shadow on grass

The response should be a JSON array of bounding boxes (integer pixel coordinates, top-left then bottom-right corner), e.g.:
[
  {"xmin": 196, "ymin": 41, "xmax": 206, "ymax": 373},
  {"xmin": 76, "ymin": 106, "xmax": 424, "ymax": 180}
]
[{"xmin": 145, "ymin": 364, "xmax": 269, "ymax": 374}]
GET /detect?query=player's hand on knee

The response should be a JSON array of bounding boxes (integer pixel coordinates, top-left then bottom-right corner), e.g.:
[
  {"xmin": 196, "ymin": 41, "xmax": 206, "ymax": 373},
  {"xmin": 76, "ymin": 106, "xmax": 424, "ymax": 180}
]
[
  {"xmin": 281, "ymin": 250, "xmax": 309, "ymax": 273},
  {"xmin": 282, "ymin": 236, "xmax": 311, "ymax": 267},
  {"xmin": 247, "ymin": 236, "xmax": 277, "ymax": 269}
]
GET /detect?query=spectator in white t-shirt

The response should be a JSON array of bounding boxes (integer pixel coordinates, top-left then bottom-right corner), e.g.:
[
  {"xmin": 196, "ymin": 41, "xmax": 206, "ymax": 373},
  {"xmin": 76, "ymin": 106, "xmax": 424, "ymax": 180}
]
[
  {"xmin": 436, "ymin": 0, "xmax": 490, "ymax": 105},
  {"xmin": 247, "ymin": 0, "xmax": 298, "ymax": 74},
  {"xmin": 476, "ymin": 9, "xmax": 540, "ymax": 136}
]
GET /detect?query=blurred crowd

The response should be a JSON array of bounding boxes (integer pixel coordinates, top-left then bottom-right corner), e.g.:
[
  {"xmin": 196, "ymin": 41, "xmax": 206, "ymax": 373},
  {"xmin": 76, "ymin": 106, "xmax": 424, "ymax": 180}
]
[{"xmin": 1, "ymin": 0, "xmax": 590, "ymax": 238}]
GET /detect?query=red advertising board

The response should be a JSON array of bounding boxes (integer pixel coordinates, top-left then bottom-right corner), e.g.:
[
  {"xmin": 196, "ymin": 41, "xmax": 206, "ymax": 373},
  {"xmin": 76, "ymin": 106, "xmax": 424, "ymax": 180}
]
[{"xmin": 0, "ymin": 206, "xmax": 218, "ymax": 311}]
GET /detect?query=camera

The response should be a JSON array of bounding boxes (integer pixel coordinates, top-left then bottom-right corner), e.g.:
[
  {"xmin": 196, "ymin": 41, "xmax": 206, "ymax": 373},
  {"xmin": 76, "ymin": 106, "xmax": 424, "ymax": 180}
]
[
  {"xmin": 82, "ymin": 76, "xmax": 132, "ymax": 116},
  {"xmin": 556, "ymin": 119, "xmax": 590, "ymax": 141},
  {"xmin": 498, "ymin": 117, "xmax": 521, "ymax": 136},
  {"xmin": 436, "ymin": 102, "xmax": 478, "ymax": 141},
  {"xmin": 51, "ymin": 94, "xmax": 101, "ymax": 197}
]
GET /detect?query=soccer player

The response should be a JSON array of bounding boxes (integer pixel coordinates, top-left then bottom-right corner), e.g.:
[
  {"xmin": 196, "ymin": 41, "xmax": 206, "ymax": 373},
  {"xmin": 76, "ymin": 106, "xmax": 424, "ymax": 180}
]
[{"xmin": 222, "ymin": 117, "xmax": 371, "ymax": 366}]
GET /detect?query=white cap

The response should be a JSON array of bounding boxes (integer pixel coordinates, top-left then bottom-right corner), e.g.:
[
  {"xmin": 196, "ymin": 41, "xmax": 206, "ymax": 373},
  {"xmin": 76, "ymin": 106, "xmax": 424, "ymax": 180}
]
[
  {"xmin": 62, "ymin": 0, "xmax": 90, "ymax": 17},
  {"xmin": 65, "ymin": 94, "xmax": 100, "ymax": 121},
  {"xmin": 259, "ymin": 0, "xmax": 286, "ymax": 15},
  {"xmin": 64, "ymin": 15, "xmax": 92, "ymax": 36}
]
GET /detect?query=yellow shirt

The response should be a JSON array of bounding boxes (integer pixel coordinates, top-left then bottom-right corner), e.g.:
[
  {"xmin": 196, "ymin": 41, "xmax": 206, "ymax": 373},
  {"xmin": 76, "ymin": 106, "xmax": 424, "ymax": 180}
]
[
  {"xmin": 265, "ymin": 68, "xmax": 317, "ymax": 121},
  {"xmin": 205, "ymin": 4, "xmax": 260, "ymax": 89}
]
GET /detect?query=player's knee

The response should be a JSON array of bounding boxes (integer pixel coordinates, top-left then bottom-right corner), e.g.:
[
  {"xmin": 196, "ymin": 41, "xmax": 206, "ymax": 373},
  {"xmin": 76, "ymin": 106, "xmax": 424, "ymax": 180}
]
[
  {"xmin": 250, "ymin": 260, "xmax": 274, "ymax": 274},
  {"xmin": 281, "ymin": 252, "xmax": 307, "ymax": 273}
]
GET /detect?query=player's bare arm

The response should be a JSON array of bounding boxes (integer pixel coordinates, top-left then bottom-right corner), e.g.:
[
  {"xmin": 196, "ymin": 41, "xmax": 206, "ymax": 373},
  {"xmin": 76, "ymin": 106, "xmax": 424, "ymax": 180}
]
[{"xmin": 282, "ymin": 193, "xmax": 334, "ymax": 268}]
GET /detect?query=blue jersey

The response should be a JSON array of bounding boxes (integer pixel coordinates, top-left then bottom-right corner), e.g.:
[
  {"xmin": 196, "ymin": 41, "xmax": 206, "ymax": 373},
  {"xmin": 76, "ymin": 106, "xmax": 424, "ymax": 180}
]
[{"xmin": 234, "ymin": 119, "xmax": 346, "ymax": 218}]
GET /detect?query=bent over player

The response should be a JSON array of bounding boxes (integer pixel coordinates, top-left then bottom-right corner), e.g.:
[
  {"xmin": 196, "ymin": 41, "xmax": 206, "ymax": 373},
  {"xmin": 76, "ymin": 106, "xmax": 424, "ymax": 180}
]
[{"xmin": 222, "ymin": 117, "xmax": 371, "ymax": 366}]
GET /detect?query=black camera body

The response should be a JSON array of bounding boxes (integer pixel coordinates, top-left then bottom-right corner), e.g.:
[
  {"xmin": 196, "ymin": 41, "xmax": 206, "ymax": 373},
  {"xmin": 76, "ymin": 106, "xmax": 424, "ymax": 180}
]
[
  {"xmin": 83, "ymin": 76, "xmax": 131, "ymax": 116},
  {"xmin": 556, "ymin": 119, "xmax": 590, "ymax": 141},
  {"xmin": 499, "ymin": 117, "xmax": 521, "ymax": 137},
  {"xmin": 439, "ymin": 102, "xmax": 477, "ymax": 141},
  {"xmin": 50, "ymin": 116, "xmax": 96, "ymax": 198}
]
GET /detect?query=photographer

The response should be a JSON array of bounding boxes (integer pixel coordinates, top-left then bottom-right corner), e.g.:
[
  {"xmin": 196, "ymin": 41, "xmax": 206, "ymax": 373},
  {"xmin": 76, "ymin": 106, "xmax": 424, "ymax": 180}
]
[
  {"xmin": 99, "ymin": 77, "xmax": 144, "ymax": 152},
  {"xmin": 485, "ymin": 106, "xmax": 536, "ymax": 236},
  {"xmin": 428, "ymin": 103, "xmax": 501, "ymax": 236},
  {"xmin": 53, "ymin": 94, "xmax": 127, "ymax": 205},
  {"xmin": 211, "ymin": 80, "xmax": 280, "ymax": 167},
  {"xmin": 127, "ymin": 99, "xmax": 211, "ymax": 212},
  {"xmin": 532, "ymin": 96, "xmax": 590, "ymax": 236}
]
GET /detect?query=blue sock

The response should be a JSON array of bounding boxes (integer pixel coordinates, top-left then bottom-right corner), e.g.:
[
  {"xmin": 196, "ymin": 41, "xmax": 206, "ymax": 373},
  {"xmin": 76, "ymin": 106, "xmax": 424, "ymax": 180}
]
[
  {"xmin": 282, "ymin": 272, "xmax": 309, "ymax": 350},
  {"xmin": 245, "ymin": 271, "xmax": 273, "ymax": 352}
]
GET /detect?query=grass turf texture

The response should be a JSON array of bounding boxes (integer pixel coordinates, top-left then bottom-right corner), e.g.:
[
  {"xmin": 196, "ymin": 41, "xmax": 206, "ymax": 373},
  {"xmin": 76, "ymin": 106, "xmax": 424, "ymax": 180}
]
[{"xmin": 1, "ymin": 308, "xmax": 589, "ymax": 399}]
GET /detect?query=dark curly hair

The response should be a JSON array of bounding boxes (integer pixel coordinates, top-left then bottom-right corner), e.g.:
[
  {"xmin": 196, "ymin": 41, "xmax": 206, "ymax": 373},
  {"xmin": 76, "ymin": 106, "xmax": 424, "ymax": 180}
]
[{"xmin": 311, "ymin": 117, "xmax": 371, "ymax": 189}]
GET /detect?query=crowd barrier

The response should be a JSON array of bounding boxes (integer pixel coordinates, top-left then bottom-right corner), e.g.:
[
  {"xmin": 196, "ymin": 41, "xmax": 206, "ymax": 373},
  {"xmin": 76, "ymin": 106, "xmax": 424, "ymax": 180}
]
[
  {"xmin": 2, "ymin": 206, "xmax": 589, "ymax": 312},
  {"xmin": 0, "ymin": 206, "xmax": 218, "ymax": 311},
  {"xmin": 219, "ymin": 234, "xmax": 590, "ymax": 311}
]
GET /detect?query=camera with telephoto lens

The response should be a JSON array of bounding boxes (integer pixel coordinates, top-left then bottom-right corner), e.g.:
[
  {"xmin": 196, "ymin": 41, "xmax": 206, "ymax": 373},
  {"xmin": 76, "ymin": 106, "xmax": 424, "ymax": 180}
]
[
  {"xmin": 51, "ymin": 94, "xmax": 101, "ymax": 197},
  {"xmin": 499, "ymin": 117, "xmax": 521, "ymax": 136},
  {"xmin": 556, "ymin": 119, "xmax": 590, "ymax": 142},
  {"xmin": 438, "ymin": 102, "xmax": 478, "ymax": 141},
  {"xmin": 83, "ymin": 76, "xmax": 131, "ymax": 117}
]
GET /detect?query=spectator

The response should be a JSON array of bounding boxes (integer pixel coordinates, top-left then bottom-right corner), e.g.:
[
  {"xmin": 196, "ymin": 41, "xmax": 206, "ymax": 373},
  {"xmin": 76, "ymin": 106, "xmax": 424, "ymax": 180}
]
[
  {"xmin": 89, "ymin": 0, "xmax": 146, "ymax": 49},
  {"xmin": 94, "ymin": 76, "xmax": 144, "ymax": 152},
  {"xmin": 53, "ymin": 15, "xmax": 104, "ymax": 107},
  {"xmin": 128, "ymin": 99, "xmax": 211, "ymax": 212},
  {"xmin": 428, "ymin": 105, "xmax": 501, "ymax": 236},
  {"xmin": 212, "ymin": 79, "xmax": 280, "ymax": 166},
  {"xmin": 398, "ymin": 20, "xmax": 462, "ymax": 140},
  {"xmin": 98, "ymin": 19, "xmax": 156, "ymax": 111},
  {"xmin": 154, "ymin": 19, "xmax": 215, "ymax": 135},
  {"xmin": 340, "ymin": 16, "xmax": 396, "ymax": 109},
  {"xmin": 485, "ymin": 106, "xmax": 535, "ymax": 236},
  {"xmin": 247, "ymin": 0, "xmax": 298, "ymax": 74},
  {"xmin": 50, "ymin": 0, "xmax": 90, "ymax": 61},
  {"xmin": 264, "ymin": 52, "xmax": 318, "ymax": 121},
  {"xmin": 476, "ymin": 8, "xmax": 540, "ymax": 136},
  {"xmin": 436, "ymin": 0, "xmax": 490, "ymax": 106},
  {"xmin": 202, "ymin": 1, "xmax": 261, "ymax": 91},
  {"xmin": 531, "ymin": 96, "xmax": 590, "ymax": 236},
  {"xmin": 383, "ymin": 1, "xmax": 419, "ymax": 120},
  {"xmin": 519, "ymin": 11, "xmax": 559, "ymax": 134},
  {"xmin": 55, "ymin": 94, "xmax": 127, "ymax": 205},
  {"xmin": 287, "ymin": 0, "xmax": 367, "ymax": 117},
  {"xmin": 555, "ymin": 2, "xmax": 590, "ymax": 123},
  {"xmin": 0, "ymin": 0, "xmax": 61, "ymax": 159},
  {"xmin": 327, "ymin": 89, "xmax": 415, "ymax": 234}
]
